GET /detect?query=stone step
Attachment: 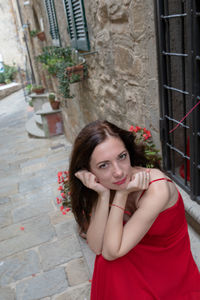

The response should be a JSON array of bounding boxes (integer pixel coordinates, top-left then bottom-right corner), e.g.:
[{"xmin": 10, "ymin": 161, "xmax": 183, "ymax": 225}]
[
  {"xmin": 25, "ymin": 116, "xmax": 46, "ymax": 138},
  {"xmin": 34, "ymin": 114, "xmax": 43, "ymax": 126}
]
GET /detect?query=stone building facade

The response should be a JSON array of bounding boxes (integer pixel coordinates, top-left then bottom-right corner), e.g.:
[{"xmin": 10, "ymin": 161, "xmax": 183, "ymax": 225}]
[
  {"xmin": 0, "ymin": 0, "xmax": 25, "ymax": 69},
  {"xmin": 16, "ymin": 0, "xmax": 160, "ymax": 147}
]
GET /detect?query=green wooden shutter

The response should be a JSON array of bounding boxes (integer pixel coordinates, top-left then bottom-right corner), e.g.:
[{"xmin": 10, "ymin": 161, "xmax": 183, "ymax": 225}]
[
  {"xmin": 45, "ymin": 0, "xmax": 61, "ymax": 46},
  {"xmin": 63, "ymin": 0, "xmax": 90, "ymax": 51}
]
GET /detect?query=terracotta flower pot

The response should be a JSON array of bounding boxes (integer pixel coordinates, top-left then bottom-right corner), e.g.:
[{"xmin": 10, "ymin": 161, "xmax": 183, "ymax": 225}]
[
  {"xmin": 66, "ymin": 64, "xmax": 84, "ymax": 82},
  {"xmin": 37, "ymin": 32, "xmax": 46, "ymax": 41},
  {"xmin": 50, "ymin": 101, "xmax": 60, "ymax": 110},
  {"xmin": 32, "ymin": 88, "xmax": 45, "ymax": 94}
]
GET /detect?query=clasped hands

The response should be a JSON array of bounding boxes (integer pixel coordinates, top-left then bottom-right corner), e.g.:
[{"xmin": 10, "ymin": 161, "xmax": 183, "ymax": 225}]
[{"xmin": 75, "ymin": 169, "xmax": 150, "ymax": 197}]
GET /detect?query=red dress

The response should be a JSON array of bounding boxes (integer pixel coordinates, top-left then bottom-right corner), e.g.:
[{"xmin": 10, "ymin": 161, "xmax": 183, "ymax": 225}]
[{"xmin": 91, "ymin": 179, "xmax": 200, "ymax": 300}]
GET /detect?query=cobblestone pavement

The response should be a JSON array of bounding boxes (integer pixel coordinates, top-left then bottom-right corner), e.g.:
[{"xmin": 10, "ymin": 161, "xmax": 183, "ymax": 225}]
[{"xmin": 0, "ymin": 90, "xmax": 95, "ymax": 300}]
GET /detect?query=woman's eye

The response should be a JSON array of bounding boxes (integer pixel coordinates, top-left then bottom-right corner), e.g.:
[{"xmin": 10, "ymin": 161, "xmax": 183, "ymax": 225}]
[
  {"xmin": 119, "ymin": 152, "xmax": 127, "ymax": 160},
  {"xmin": 99, "ymin": 163, "xmax": 108, "ymax": 169}
]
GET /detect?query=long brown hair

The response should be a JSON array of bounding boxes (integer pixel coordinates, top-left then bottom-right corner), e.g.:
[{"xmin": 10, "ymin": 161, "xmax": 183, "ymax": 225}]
[{"xmin": 69, "ymin": 120, "xmax": 148, "ymax": 232}]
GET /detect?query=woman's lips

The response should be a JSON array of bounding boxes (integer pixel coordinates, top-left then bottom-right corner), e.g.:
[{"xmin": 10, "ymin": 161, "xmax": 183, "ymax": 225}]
[{"xmin": 113, "ymin": 177, "xmax": 127, "ymax": 185}]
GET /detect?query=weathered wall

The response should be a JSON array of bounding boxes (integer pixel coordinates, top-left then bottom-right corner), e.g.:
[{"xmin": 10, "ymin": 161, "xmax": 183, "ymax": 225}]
[
  {"xmin": 0, "ymin": 0, "xmax": 25, "ymax": 69},
  {"xmin": 61, "ymin": 0, "xmax": 161, "ymax": 147},
  {"xmin": 17, "ymin": 0, "xmax": 160, "ymax": 149}
]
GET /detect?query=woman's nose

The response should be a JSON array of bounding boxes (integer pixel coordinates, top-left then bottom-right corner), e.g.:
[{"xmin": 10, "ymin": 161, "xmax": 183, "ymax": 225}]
[{"xmin": 113, "ymin": 163, "xmax": 123, "ymax": 177}]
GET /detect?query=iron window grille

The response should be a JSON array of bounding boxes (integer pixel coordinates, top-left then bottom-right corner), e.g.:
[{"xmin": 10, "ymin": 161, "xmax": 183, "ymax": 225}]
[
  {"xmin": 155, "ymin": 0, "xmax": 200, "ymax": 203},
  {"xmin": 44, "ymin": 0, "xmax": 61, "ymax": 46},
  {"xmin": 63, "ymin": 0, "xmax": 90, "ymax": 51}
]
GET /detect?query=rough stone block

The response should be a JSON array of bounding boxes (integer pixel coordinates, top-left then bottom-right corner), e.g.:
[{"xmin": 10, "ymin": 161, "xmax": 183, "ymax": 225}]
[
  {"xmin": 0, "ymin": 215, "xmax": 55, "ymax": 260},
  {"xmin": 0, "ymin": 197, "xmax": 10, "ymax": 205},
  {"xmin": 39, "ymin": 234, "xmax": 82, "ymax": 271},
  {"xmin": 49, "ymin": 210, "xmax": 74, "ymax": 225},
  {"xmin": 16, "ymin": 268, "xmax": 68, "ymax": 300},
  {"xmin": 55, "ymin": 219, "xmax": 77, "ymax": 238},
  {"xmin": 0, "ymin": 250, "xmax": 40, "ymax": 285},
  {"xmin": 0, "ymin": 205, "xmax": 12, "ymax": 228},
  {"xmin": 12, "ymin": 196, "xmax": 54, "ymax": 222},
  {"xmin": 0, "ymin": 287, "xmax": 15, "ymax": 300},
  {"xmin": 54, "ymin": 282, "xmax": 91, "ymax": 300},
  {"xmin": 65, "ymin": 258, "xmax": 89, "ymax": 286}
]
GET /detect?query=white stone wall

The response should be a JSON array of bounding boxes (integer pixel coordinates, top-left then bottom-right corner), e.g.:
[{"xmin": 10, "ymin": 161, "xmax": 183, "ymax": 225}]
[{"xmin": 0, "ymin": 0, "xmax": 26, "ymax": 69}]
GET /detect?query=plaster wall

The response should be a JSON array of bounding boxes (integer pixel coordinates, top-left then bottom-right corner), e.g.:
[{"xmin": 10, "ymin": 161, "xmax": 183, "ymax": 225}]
[{"xmin": 0, "ymin": 0, "xmax": 25, "ymax": 69}]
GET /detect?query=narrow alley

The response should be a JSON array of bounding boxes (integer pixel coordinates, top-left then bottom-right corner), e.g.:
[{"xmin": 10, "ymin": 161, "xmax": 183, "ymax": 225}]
[{"xmin": 0, "ymin": 89, "xmax": 94, "ymax": 300}]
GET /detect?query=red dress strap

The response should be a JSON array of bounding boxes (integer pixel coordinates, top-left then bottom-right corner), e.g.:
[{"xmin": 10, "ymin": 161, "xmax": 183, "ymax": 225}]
[
  {"xmin": 139, "ymin": 178, "xmax": 173, "ymax": 201},
  {"xmin": 149, "ymin": 178, "xmax": 173, "ymax": 185},
  {"xmin": 124, "ymin": 178, "xmax": 173, "ymax": 216}
]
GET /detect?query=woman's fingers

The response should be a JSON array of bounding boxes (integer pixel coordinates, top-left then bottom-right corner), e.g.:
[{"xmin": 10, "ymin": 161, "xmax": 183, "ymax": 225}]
[
  {"xmin": 75, "ymin": 170, "xmax": 95, "ymax": 188},
  {"xmin": 127, "ymin": 170, "xmax": 150, "ymax": 192}
]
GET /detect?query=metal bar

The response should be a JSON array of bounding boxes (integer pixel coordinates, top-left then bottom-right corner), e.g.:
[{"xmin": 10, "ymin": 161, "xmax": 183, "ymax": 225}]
[
  {"xmin": 164, "ymin": 116, "xmax": 189, "ymax": 129},
  {"xmin": 154, "ymin": 0, "xmax": 171, "ymax": 171},
  {"xmin": 15, "ymin": 0, "xmax": 35, "ymax": 83},
  {"xmin": 181, "ymin": 0, "xmax": 188, "ymax": 186},
  {"xmin": 166, "ymin": 143, "xmax": 190, "ymax": 160},
  {"xmin": 79, "ymin": 51, "xmax": 98, "ymax": 56},
  {"xmin": 162, "ymin": 51, "xmax": 188, "ymax": 57},
  {"xmin": 161, "ymin": 13, "xmax": 187, "ymax": 19},
  {"xmin": 163, "ymin": 85, "xmax": 189, "ymax": 95},
  {"xmin": 166, "ymin": 1, "xmax": 176, "ymax": 175}
]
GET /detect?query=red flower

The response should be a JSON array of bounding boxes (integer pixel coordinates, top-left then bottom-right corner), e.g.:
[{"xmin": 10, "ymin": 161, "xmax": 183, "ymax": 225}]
[
  {"xmin": 67, "ymin": 191, "xmax": 71, "ymax": 196},
  {"xmin": 61, "ymin": 193, "xmax": 66, "ymax": 198},
  {"xmin": 129, "ymin": 125, "xmax": 134, "ymax": 132},
  {"xmin": 20, "ymin": 226, "xmax": 25, "ymax": 231},
  {"xmin": 62, "ymin": 211, "xmax": 66, "ymax": 215},
  {"xmin": 57, "ymin": 172, "xmax": 63, "ymax": 178},
  {"xmin": 58, "ymin": 186, "xmax": 63, "ymax": 191},
  {"xmin": 136, "ymin": 126, "xmax": 141, "ymax": 131},
  {"xmin": 60, "ymin": 206, "xmax": 64, "ymax": 211},
  {"xmin": 56, "ymin": 198, "xmax": 62, "ymax": 204}
]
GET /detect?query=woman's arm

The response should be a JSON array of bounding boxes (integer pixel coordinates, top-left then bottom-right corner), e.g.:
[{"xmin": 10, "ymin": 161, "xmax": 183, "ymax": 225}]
[
  {"xmin": 87, "ymin": 192, "xmax": 110, "ymax": 254},
  {"xmin": 102, "ymin": 172, "xmax": 170, "ymax": 260},
  {"xmin": 75, "ymin": 170, "xmax": 110, "ymax": 255}
]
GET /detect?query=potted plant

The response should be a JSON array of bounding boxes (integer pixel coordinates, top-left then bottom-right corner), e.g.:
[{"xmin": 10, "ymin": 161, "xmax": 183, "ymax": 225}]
[
  {"xmin": 36, "ymin": 46, "xmax": 87, "ymax": 98},
  {"xmin": 30, "ymin": 29, "xmax": 39, "ymax": 37},
  {"xmin": 30, "ymin": 29, "xmax": 46, "ymax": 41},
  {"xmin": 32, "ymin": 85, "xmax": 45, "ymax": 94},
  {"xmin": 48, "ymin": 92, "xmax": 60, "ymax": 110},
  {"xmin": 36, "ymin": 31, "xmax": 46, "ymax": 41}
]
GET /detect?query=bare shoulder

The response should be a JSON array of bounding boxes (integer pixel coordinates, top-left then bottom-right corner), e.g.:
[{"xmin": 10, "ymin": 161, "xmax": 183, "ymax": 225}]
[{"xmin": 137, "ymin": 168, "xmax": 173, "ymax": 213}]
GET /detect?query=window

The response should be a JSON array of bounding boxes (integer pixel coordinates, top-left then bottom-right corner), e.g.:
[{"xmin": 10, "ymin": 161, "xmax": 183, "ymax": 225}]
[
  {"xmin": 155, "ymin": 0, "xmax": 200, "ymax": 203},
  {"xmin": 45, "ymin": 0, "xmax": 61, "ymax": 46},
  {"xmin": 63, "ymin": 0, "xmax": 90, "ymax": 51}
]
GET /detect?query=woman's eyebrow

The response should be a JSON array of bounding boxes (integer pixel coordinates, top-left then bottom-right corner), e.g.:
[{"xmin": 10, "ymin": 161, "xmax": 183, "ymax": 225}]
[
  {"xmin": 96, "ymin": 160, "xmax": 109, "ymax": 166},
  {"xmin": 96, "ymin": 150, "xmax": 127, "ymax": 166}
]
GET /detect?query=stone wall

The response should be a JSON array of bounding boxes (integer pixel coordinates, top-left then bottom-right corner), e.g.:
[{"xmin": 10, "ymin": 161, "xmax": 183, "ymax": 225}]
[
  {"xmin": 17, "ymin": 0, "xmax": 161, "ymax": 149},
  {"xmin": 0, "ymin": 0, "xmax": 25, "ymax": 69},
  {"xmin": 61, "ymin": 0, "xmax": 161, "ymax": 147}
]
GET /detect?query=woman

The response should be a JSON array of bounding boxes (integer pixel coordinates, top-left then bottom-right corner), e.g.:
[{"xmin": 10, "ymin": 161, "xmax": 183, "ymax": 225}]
[{"xmin": 69, "ymin": 120, "xmax": 200, "ymax": 300}]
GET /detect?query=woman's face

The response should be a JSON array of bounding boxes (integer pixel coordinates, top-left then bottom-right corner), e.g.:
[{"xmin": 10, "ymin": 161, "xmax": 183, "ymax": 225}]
[{"xmin": 90, "ymin": 136, "xmax": 132, "ymax": 190}]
